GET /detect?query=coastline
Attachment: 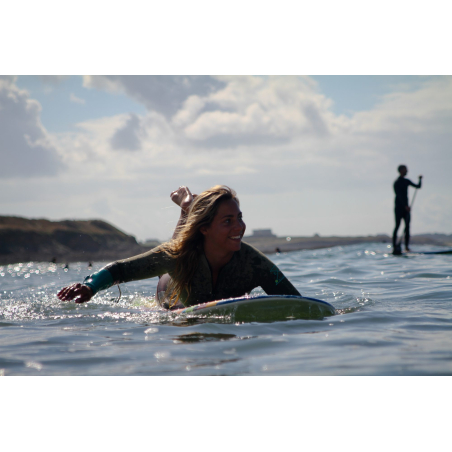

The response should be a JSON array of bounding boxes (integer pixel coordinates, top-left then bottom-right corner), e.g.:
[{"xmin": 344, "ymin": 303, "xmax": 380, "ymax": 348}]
[
  {"xmin": 2, "ymin": 214, "xmax": 451, "ymax": 265},
  {"xmin": 244, "ymin": 233, "xmax": 452, "ymax": 254},
  {"xmin": 244, "ymin": 234, "xmax": 391, "ymax": 254},
  {"xmin": 2, "ymin": 233, "xmax": 451, "ymax": 265}
]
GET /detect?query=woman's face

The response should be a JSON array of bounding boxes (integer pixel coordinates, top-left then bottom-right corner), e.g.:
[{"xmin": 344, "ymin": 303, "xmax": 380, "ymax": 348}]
[{"xmin": 200, "ymin": 198, "xmax": 246, "ymax": 254}]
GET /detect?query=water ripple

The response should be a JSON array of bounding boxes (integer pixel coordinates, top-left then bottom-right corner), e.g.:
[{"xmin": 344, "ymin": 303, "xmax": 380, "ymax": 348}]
[{"xmin": 1, "ymin": 243, "xmax": 452, "ymax": 375}]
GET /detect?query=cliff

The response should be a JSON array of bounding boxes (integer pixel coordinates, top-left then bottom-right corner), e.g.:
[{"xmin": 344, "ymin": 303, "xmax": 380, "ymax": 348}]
[{"xmin": 0, "ymin": 216, "xmax": 156, "ymax": 265}]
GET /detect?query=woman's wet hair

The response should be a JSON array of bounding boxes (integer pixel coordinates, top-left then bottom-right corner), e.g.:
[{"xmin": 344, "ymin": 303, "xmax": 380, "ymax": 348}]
[{"xmin": 160, "ymin": 185, "xmax": 239, "ymax": 305}]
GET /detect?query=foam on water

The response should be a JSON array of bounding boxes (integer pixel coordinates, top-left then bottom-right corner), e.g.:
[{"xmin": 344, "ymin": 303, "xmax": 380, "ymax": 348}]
[{"xmin": 1, "ymin": 243, "xmax": 452, "ymax": 375}]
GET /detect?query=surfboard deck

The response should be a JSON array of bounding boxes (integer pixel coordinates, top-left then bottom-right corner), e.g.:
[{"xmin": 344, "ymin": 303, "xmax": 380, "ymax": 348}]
[{"xmin": 169, "ymin": 294, "xmax": 336, "ymax": 322}]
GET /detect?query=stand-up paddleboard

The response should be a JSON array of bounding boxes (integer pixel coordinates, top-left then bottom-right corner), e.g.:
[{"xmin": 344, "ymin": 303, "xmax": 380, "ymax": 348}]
[
  {"xmin": 169, "ymin": 294, "xmax": 335, "ymax": 322},
  {"xmin": 394, "ymin": 249, "xmax": 452, "ymax": 256},
  {"xmin": 410, "ymin": 249, "xmax": 452, "ymax": 255}
]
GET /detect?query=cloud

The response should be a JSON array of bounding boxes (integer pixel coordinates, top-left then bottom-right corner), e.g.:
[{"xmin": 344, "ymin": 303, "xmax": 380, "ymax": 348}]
[
  {"xmin": 38, "ymin": 75, "xmax": 70, "ymax": 85},
  {"xmin": 0, "ymin": 77, "xmax": 64, "ymax": 178},
  {"xmin": 0, "ymin": 75, "xmax": 15, "ymax": 83},
  {"xmin": 351, "ymin": 76, "xmax": 452, "ymax": 134},
  {"xmin": 166, "ymin": 75, "xmax": 335, "ymax": 147},
  {"xmin": 69, "ymin": 93, "xmax": 86, "ymax": 104},
  {"xmin": 64, "ymin": 75, "xmax": 452, "ymax": 186},
  {"xmin": 110, "ymin": 113, "xmax": 143, "ymax": 151},
  {"xmin": 83, "ymin": 75, "xmax": 225, "ymax": 117},
  {"xmin": 84, "ymin": 75, "xmax": 338, "ymax": 148},
  {"xmin": 342, "ymin": 76, "xmax": 452, "ymax": 177}
]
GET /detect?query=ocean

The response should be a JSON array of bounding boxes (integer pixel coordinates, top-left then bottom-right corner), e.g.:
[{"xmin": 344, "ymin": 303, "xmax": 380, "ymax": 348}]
[{"xmin": 1, "ymin": 242, "xmax": 452, "ymax": 376}]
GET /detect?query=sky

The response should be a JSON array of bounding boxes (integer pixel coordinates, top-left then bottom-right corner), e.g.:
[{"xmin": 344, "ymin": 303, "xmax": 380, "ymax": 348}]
[
  {"xmin": 1, "ymin": 1, "xmax": 451, "ymax": 243},
  {"xmin": 1, "ymin": 74, "xmax": 451, "ymax": 242}
]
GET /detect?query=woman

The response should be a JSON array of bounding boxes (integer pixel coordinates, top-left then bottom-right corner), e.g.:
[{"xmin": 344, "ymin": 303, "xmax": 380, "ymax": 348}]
[{"xmin": 57, "ymin": 185, "xmax": 301, "ymax": 307}]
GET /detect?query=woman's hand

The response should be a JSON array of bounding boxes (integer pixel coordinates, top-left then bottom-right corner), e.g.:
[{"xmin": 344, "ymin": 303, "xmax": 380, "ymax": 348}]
[
  {"xmin": 57, "ymin": 283, "xmax": 93, "ymax": 304},
  {"xmin": 170, "ymin": 186, "xmax": 196, "ymax": 213}
]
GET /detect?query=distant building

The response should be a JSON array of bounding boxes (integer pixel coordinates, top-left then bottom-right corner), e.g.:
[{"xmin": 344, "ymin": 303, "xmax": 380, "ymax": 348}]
[{"xmin": 250, "ymin": 229, "xmax": 276, "ymax": 238}]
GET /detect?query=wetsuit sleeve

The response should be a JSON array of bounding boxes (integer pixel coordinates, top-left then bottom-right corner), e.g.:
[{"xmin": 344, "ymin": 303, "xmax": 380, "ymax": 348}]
[
  {"xmin": 84, "ymin": 269, "xmax": 114, "ymax": 295},
  {"xmin": 84, "ymin": 245, "xmax": 175, "ymax": 295},
  {"xmin": 407, "ymin": 178, "xmax": 422, "ymax": 189},
  {"xmin": 260, "ymin": 264, "xmax": 301, "ymax": 296},
  {"xmin": 248, "ymin": 246, "xmax": 301, "ymax": 296}
]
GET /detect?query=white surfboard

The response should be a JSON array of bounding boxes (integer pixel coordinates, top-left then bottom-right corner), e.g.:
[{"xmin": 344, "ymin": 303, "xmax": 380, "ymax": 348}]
[{"xmin": 169, "ymin": 294, "xmax": 335, "ymax": 322}]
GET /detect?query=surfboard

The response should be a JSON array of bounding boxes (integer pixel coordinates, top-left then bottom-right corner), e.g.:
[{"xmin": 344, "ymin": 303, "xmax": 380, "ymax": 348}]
[{"xmin": 169, "ymin": 294, "xmax": 336, "ymax": 322}]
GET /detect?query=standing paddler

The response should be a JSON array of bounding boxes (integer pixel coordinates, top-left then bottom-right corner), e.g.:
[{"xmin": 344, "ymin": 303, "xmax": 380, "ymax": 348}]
[{"xmin": 392, "ymin": 165, "xmax": 423, "ymax": 254}]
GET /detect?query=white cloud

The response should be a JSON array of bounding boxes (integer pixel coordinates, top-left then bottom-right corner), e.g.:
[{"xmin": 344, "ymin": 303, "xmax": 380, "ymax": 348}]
[
  {"xmin": 64, "ymin": 75, "xmax": 452, "ymax": 195},
  {"xmin": 351, "ymin": 77, "xmax": 452, "ymax": 134},
  {"xmin": 38, "ymin": 75, "xmax": 70, "ymax": 85},
  {"xmin": 69, "ymin": 93, "xmax": 86, "ymax": 104},
  {"xmin": 82, "ymin": 75, "xmax": 225, "ymax": 117},
  {"xmin": 110, "ymin": 113, "xmax": 143, "ymax": 151},
  {"xmin": 172, "ymin": 95, "xmax": 206, "ymax": 127},
  {"xmin": 0, "ymin": 75, "xmax": 15, "ymax": 83},
  {"xmin": 0, "ymin": 76, "xmax": 64, "ymax": 178},
  {"xmin": 144, "ymin": 76, "xmax": 337, "ymax": 145},
  {"xmin": 82, "ymin": 75, "xmax": 343, "ymax": 149}
]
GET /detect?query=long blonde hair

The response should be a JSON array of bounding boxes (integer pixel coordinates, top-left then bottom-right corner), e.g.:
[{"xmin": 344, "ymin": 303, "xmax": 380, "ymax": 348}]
[{"xmin": 160, "ymin": 185, "xmax": 239, "ymax": 304}]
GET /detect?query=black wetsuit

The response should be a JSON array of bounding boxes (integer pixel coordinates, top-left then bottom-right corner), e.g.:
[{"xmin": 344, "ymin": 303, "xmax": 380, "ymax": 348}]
[
  {"xmin": 102, "ymin": 241, "xmax": 300, "ymax": 307},
  {"xmin": 392, "ymin": 176, "xmax": 421, "ymax": 250}
]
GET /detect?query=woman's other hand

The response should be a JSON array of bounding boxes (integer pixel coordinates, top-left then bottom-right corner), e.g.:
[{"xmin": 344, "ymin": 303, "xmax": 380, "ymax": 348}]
[{"xmin": 170, "ymin": 186, "xmax": 196, "ymax": 213}]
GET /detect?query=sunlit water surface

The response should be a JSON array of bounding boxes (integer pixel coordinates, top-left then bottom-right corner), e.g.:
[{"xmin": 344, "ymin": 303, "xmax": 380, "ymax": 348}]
[{"xmin": 1, "ymin": 243, "xmax": 451, "ymax": 375}]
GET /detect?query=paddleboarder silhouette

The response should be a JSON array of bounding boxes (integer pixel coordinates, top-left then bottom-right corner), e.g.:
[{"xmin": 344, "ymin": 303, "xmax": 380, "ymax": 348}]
[{"xmin": 392, "ymin": 165, "xmax": 422, "ymax": 255}]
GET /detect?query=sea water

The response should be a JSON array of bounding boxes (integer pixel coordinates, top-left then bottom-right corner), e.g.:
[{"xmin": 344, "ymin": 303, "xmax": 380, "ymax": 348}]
[{"xmin": 1, "ymin": 243, "xmax": 451, "ymax": 376}]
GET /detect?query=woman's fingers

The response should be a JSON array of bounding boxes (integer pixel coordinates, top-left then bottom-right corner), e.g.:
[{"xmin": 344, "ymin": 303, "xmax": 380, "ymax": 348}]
[
  {"xmin": 57, "ymin": 283, "xmax": 92, "ymax": 303},
  {"xmin": 57, "ymin": 284, "xmax": 73, "ymax": 298},
  {"xmin": 57, "ymin": 283, "xmax": 80, "ymax": 300},
  {"xmin": 74, "ymin": 291, "xmax": 92, "ymax": 304}
]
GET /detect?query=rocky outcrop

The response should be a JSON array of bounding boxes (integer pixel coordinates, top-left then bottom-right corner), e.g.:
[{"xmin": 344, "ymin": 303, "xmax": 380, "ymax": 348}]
[{"xmin": 0, "ymin": 216, "xmax": 155, "ymax": 264}]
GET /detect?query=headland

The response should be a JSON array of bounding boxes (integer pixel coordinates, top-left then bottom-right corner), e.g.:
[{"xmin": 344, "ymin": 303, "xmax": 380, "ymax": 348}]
[{"xmin": 0, "ymin": 216, "xmax": 156, "ymax": 265}]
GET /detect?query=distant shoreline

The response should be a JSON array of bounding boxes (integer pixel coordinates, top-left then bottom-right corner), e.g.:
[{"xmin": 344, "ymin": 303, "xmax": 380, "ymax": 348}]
[
  {"xmin": 2, "ymin": 234, "xmax": 452, "ymax": 265},
  {"xmin": 1, "ymin": 215, "xmax": 451, "ymax": 265},
  {"xmin": 243, "ymin": 233, "xmax": 452, "ymax": 254}
]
